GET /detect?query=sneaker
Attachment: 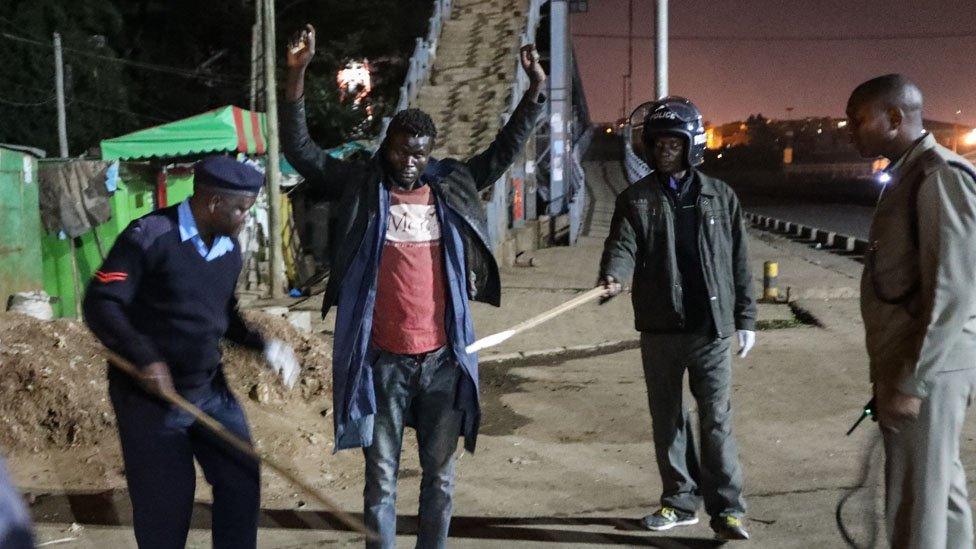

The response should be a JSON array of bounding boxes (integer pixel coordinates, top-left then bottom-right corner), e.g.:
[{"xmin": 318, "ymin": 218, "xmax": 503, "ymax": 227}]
[
  {"xmin": 712, "ymin": 515, "xmax": 750, "ymax": 540},
  {"xmin": 641, "ymin": 506, "xmax": 699, "ymax": 531}
]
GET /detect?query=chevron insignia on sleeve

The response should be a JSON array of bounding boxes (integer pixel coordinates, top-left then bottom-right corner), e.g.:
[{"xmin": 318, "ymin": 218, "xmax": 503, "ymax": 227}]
[{"xmin": 95, "ymin": 271, "xmax": 129, "ymax": 283}]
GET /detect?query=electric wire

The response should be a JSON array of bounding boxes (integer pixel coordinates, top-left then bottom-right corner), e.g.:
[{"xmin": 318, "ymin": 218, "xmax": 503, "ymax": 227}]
[
  {"xmin": 0, "ymin": 30, "xmax": 248, "ymax": 86},
  {"xmin": 0, "ymin": 94, "xmax": 55, "ymax": 107},
  {"xmin": 836, "ymin": 432, "xmax": 883, "ymax": 549},
  {"xmin": 6, "ymin": 80, "xmax": 173, "ymax": 123}
]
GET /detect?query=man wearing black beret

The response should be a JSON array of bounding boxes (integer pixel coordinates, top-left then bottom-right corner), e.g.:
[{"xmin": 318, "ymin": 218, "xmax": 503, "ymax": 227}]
[{"xmin": 83, "ymin": 155, "xmax": 299, "ymax": 549}]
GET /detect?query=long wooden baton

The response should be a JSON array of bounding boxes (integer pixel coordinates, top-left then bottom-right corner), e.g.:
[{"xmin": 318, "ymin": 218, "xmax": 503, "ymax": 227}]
[
  {"xmin": 466, "ymin": 286, "xmax": 607, "ymax": 354},
  {"xmin": 102, "ymin": 349, "xmax": 377, "ymax": 541}
]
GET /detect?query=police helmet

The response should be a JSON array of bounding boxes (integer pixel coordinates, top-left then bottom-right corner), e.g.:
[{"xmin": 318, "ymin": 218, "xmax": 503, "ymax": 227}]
[{"xmin": 630, "ymin": 96, "xmax": 706, "ymax": 168}]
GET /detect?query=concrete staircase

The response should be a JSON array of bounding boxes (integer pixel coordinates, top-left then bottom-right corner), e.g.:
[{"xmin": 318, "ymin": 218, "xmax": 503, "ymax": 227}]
[{"xmin": 413, "ymin": 0, "xmax": 527, "ymax": 159}]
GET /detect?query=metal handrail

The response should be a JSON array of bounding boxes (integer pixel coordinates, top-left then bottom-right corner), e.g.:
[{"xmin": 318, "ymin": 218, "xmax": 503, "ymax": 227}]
[
  {"xmin": 483, "ymin": 0, "xmax": 547, "ymax": 251},
  {"xmin": 382, "ymin": 0, "xmax": 452, "ymax": 136}
]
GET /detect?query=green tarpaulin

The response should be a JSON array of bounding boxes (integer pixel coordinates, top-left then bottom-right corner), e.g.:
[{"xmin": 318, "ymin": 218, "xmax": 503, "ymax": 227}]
[{"xmin": 101, "ymin": 106, "xmax": 267, "ymax": 161}]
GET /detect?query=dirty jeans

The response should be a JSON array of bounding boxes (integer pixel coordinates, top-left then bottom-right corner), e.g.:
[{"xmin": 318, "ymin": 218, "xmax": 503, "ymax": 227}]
[
  {"xmin": 363, "ymin": 346, "xmax": 463, "ymax": 549},
  {"xmin": 640, "ymin": 332, "xmax": 746, "ymax": 520}
]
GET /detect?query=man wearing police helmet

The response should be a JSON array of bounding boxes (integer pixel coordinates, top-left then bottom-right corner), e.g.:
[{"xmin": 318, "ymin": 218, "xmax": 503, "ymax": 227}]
[{"xmin": 598, "ymin": 96, "xmax": 756, "ymax": 540}]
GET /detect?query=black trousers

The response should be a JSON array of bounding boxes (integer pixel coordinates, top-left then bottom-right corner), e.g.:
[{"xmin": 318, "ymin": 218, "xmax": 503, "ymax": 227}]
[{"xmin": 108, "ymin": 369, "xmax": 260, "ymax": 549}]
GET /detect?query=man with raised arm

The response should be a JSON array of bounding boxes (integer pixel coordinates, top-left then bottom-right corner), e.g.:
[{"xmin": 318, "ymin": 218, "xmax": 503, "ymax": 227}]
[{"xmin": 281, "ymin": 24, "xmax": 546, "ymax": 548}]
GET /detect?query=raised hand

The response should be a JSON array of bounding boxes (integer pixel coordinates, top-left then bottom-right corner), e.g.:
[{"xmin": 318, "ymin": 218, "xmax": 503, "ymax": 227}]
[
  {"xmin": 520, "ymin": 44, "xmax": 546, "ymax": 88},
  {"xmin": 286, "ymin": 24, "xmax": 316, "ymax": 71}
]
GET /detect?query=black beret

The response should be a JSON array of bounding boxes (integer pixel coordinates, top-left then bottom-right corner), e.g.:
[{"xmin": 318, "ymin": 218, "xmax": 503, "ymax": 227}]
[{"xmin": 194, "ymin": 156, "xmax": 264, "ymax": 195}]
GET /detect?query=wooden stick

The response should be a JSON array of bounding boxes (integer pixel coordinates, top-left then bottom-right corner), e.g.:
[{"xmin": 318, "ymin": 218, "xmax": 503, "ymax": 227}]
[
  {"xmin": 466, "ymin": 286, "xmax": 607, "ymax": 354},
  {"xmin": 102, "ymin": 349, "xmax": 376, "ymax": 541}
]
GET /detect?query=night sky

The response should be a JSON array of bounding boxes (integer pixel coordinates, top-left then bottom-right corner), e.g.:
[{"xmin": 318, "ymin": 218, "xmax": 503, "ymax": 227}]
[{"xmin": 571, "ymin": 0, "xmax": 976, "ymax": 125}]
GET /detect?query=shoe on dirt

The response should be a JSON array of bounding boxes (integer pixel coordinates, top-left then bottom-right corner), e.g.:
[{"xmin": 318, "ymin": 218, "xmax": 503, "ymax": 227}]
[
  {"xmin": 640, "ymin": 506, "xmax": 699, "ymax": 531},
  {"xmin": 712, "ymin": 515, "xmax": 750, "ymax": 540}
]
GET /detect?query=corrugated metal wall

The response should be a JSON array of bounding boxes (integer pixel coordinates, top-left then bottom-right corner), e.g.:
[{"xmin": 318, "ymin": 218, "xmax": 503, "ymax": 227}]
[{"xmin": 0, "ymin": 147, "xmax": 43, "ymax": 306}]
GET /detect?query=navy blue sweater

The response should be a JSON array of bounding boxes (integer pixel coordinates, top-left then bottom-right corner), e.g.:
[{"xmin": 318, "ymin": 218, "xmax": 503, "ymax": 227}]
[
  {"xmin": 660, "ymin": 173, "xmax": 712, "ymax": 334},
  {"xmin": 83, "ymin": 206, "xmax": 264, "ymax": 387}
]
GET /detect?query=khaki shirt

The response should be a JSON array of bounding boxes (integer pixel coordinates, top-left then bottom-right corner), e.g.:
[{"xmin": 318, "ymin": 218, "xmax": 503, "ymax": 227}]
[{"xmin": 862, "ymin": 133, "xmax": 976, "ymax": 397}]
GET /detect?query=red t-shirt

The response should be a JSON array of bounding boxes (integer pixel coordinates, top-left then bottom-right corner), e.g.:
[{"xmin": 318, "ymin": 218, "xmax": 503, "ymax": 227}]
[{"xmin": 371, "ymin": 185, "xmax": 449, "ymax": 354}]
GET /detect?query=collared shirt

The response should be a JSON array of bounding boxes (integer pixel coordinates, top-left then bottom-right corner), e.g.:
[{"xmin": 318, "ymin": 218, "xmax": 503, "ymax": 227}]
[
  {"xmin": 884, "ymin": 133, "xmax": 929, "ymax": 177},
  {"xmin": 877, "ymin": 133, "xmax": 931, "ymax": 204},
  {"xmin": 177, "ymin": 199, "xmax": 235, "ymax": 261}
]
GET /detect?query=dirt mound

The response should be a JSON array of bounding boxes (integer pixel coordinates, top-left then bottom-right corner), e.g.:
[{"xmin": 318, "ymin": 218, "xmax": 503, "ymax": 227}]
[
  {"xmin": 0, "ymin": 314, "xmax": 111, "ymax": 451},
  {"xmin": 0, "ymin": 311, "xmax": 332, "ymax": 453},
  {"xmin": 223, "ymin": 310, "xmax": 333, "ymax": 406}
]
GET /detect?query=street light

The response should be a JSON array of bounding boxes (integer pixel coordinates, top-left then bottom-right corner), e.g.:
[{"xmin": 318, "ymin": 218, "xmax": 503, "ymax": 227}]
[{"xmin": 964, "ymin": 128, "xmax": 976, "ymax": 147}]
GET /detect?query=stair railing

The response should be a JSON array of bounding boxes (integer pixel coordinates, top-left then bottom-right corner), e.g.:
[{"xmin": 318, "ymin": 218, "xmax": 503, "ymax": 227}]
[
  {"xmin": 484, "ymin": 0, "xmax": 546, "ymax": 252},
  {"xmin": 380, "ymin": 0, "xmax": 453, "ymax": 138}
]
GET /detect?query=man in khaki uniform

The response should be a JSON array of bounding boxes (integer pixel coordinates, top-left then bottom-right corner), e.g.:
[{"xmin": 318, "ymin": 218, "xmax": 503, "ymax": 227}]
[{"xmin": 849, "ymin": 74, "xmax": 976, "ymax": 548}]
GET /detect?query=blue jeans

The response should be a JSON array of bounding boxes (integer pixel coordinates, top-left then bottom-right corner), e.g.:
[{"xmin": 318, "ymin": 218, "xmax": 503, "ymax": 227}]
[
  {"xmin": 363, "ymin": 346, "xmax": 463, "ymax": 549},
  {"xmin": 108, "ymin": 369, "xmax": 260, "ymax": 549}
]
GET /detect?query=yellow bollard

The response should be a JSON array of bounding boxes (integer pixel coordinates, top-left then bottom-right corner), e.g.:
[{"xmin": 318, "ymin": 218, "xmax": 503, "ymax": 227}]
[{"xmin": 763, "ymin": 261, "xmax": 779, "ymax": 300}]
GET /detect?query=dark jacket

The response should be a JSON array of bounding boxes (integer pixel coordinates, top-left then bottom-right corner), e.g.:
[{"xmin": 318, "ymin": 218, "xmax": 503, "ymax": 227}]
[
  {"xmin": 281, "ymin": 93, "xmax": 546, "ymax": 318},
  {"xmin": 861, "ymin": 133, "xmax": 976, "ymax": 397},
  {"xmin": 600, "ymin": 170, "xmax": 756, "ymax": 337}
]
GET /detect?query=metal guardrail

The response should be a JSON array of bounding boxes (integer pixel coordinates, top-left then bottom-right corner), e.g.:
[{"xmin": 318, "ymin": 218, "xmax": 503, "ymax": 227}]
[
  {"xmin": 380, "ymin": 0, "xmax": 452, "ymax": 137},
  {"xmin": 484, "ymin": 0, "xmax": 546, "ymax": 251},
  {"xmin": 783, "ymin": 161, "xmax": 875, "ymax": 179},
  {"xmin": 397, "ymin": 0, "xmax": 452, "ymax": 112},
  {"xmin": 624, "ymin": 135, "xmax": 871, "ymax": 256},
  {"xmin": 745, "ymin": 212, "xmax": 869, "ymax": 254}
]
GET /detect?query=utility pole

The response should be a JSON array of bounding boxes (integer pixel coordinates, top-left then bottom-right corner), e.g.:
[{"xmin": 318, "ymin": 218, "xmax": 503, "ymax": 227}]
[
  {"xmin": 621, "ymin": 74, "xmax": 628, "ymax": 121},
  {"xmin": 626, "ymin": 0, "xmax": 633, "ymax": 110},
  {"xmin": 263, "ymin": 0, "xmax": 286, "ymax": 298},
  {"xmin": 53, "ymin": 32, "xmax": 68, "ymax": 157},
  {"xmin": 654, "ymin": 0, "xmax": 668, "ymax": 99},
  {"xmin": 249, "ymin": 0, "xmax": 263, "ymax": 111}
]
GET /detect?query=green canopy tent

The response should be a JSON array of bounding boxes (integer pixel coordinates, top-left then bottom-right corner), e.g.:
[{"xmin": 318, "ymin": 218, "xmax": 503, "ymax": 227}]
[
  {"xmin": 101, "ymin": 104, "xmax": 372, "ymax": 166},
  {"xmin": 100, "ymin": 105, "xmax": 267, "ymax": 161}
]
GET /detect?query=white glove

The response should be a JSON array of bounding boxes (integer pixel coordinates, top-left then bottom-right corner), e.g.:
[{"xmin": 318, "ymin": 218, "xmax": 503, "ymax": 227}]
[
  {"xmin": 736, "ymin": 330, "xmax": 756, "ymax": 358},
  {"xmin": 263, "ymin": 339, "xmax": 299, "ymax": 390}
]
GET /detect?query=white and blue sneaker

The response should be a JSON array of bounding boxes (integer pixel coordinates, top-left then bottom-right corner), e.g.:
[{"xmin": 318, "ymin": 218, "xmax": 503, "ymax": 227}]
[{"xmin": 641, "ymin": 506, "xmax": 699, "ymax": 531}]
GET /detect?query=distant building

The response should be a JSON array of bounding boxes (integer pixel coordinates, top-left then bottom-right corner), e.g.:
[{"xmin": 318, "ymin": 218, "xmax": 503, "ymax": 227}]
[
  {"xmin": 924, "ymin": 119, "xmax": 976, "ymax": 154},
  {"xmin": 705, "ymin": 121, "xmax": 751, "ymax": 149},
  {"xmin": 706, "ymin": 115, "xmax": 976, "ymax": 160}
]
